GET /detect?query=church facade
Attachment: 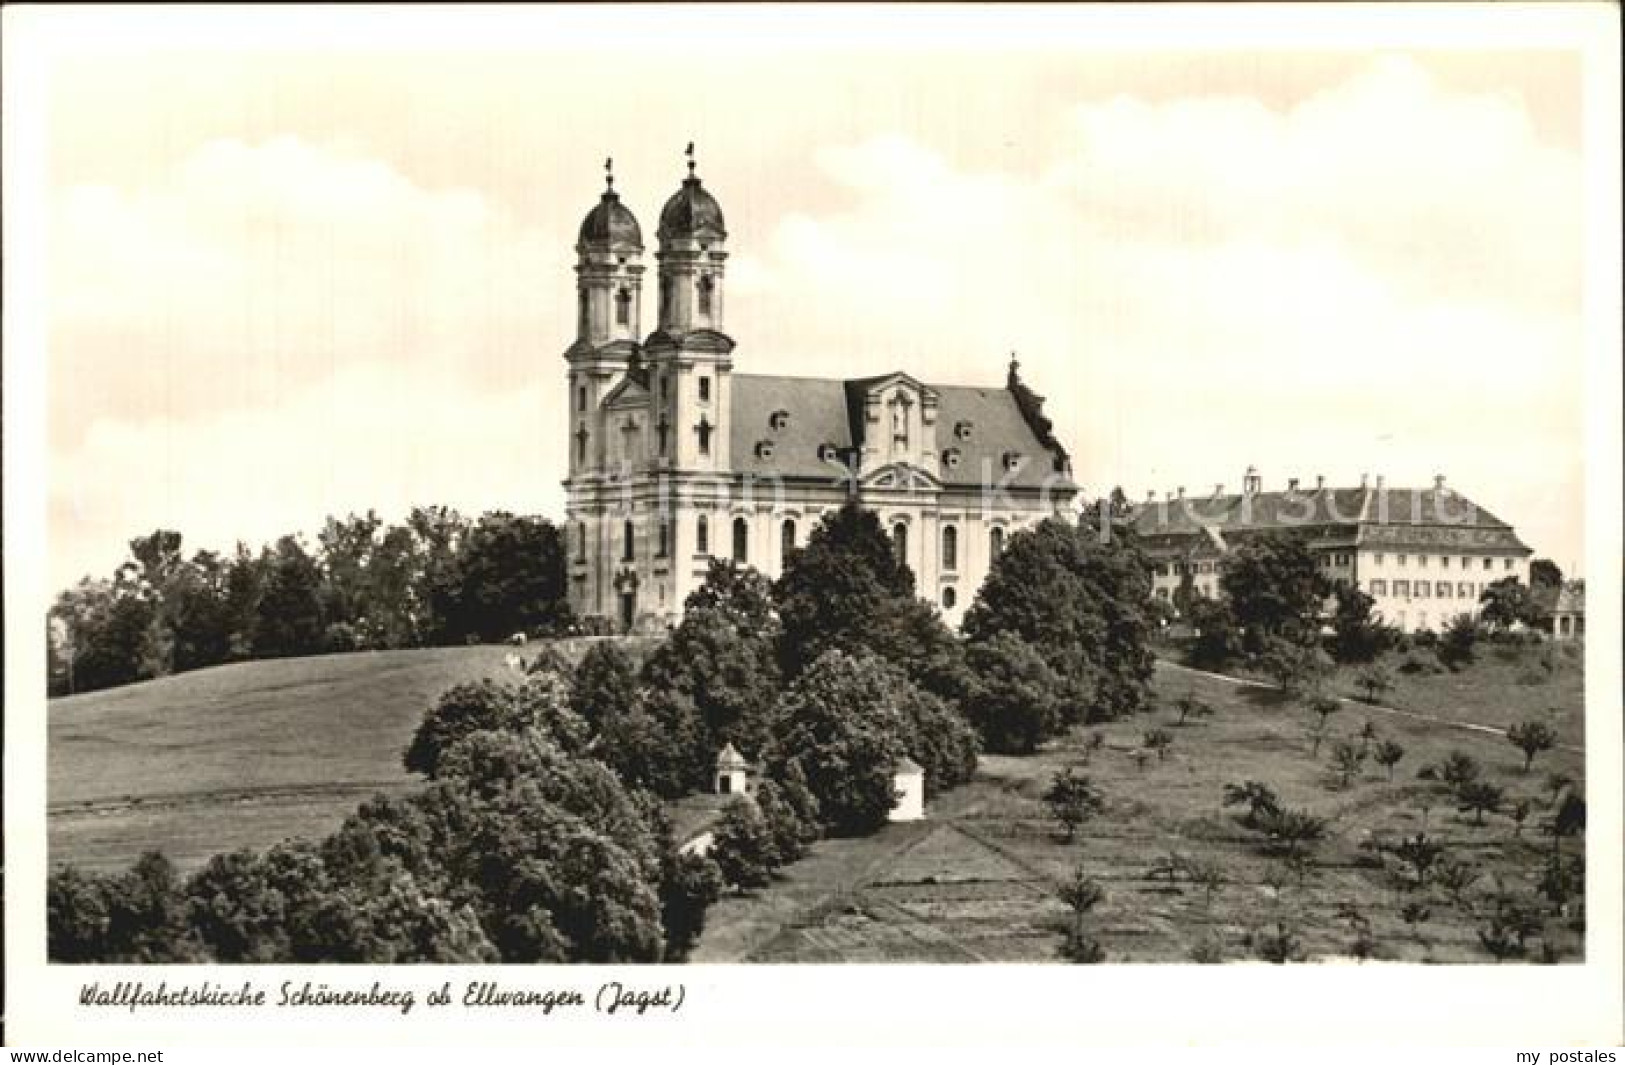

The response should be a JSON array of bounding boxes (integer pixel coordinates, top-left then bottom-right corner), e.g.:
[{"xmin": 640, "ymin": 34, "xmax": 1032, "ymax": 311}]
[{"xmin": 562, "ymin": 159, "xmax": 1078, "ymax": 632}]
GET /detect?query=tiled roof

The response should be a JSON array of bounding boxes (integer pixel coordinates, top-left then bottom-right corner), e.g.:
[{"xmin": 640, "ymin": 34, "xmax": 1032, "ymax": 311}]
[
  {"xmin": 729, "ymin": 373, "xmax": 1074, "ymax": 491},
  {"xmin": 1130, "ymin": 486, "xmax": 1527, "ymax": 551}
]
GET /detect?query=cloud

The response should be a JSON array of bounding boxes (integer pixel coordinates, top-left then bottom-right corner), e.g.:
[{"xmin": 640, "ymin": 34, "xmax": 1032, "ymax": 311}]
[
  {"xmin": 51, "ymin": 362, "xmax": 563, "ymax": 581},
  {"xmin": 50, "ymin": 136, "xmax": 567, "ymax": 451},
  {"xmin": 726, "ymin": 55, "xmax": 1583, "ymax": 565}
]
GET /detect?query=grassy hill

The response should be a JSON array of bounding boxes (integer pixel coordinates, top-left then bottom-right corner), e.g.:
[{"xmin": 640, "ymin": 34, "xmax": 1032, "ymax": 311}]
[{"xmin": 49, "ymin": 645, "xmax": 532, "ymax": 873}]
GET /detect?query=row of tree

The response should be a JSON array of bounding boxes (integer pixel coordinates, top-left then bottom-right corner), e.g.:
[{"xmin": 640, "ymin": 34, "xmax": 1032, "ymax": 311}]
[
  {"xmin": 1182, "ymin": 532, "xmax": 1555, "ymax": 680},
  {"xmin": 48, "ymin": 509, "xmax": 571, "ymax": 695}
]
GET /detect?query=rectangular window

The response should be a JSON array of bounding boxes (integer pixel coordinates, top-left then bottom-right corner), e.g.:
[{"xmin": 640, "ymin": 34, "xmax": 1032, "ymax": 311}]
[
  {"xmin": 1415, "ymin": 582, "xmax": 1430, "ymax": 598},
  {"xmin": 1504, "ymin": 558, "xmax": 1514, "ymax": 571},
  {"xmin": 1483, "ymin": 558, "xmax": 1493, "ymax": 571},
  {"xmin": 1458, "ymin": 581, "xmax": 1472, "ymax": 597},
  {"xmin": 698, "ymin": 376, "xmax": 712, "ymax": 403},
  {"xmin": 1397, "ymin": 554, "xmax": 1407, "ymax": 567},
  {"xmin": 1418, "ymin": 555, "xmax": 1428, "ymax": 569},
  {"xmin": 1370, "ymin": 579, "xmax": 1387, "ymax": 595},
  {"xmin": 1440, "ymin": 556, "xmax": 1450, "ymax": 569},
  {"xmin": 1436, "ymin": 581, "xmax": 1451, "ymax": 598},
  {"xmin": 1461, "ymin": 556, "xmax": 1470, "ymax": 569},
  {"xmin": 1374, "ymin": 553, "xmax": 1385, "ymax": 565},
  {"xmin": 1394, "ymin": 580, "xmax": 1410, "ymax": 597}
]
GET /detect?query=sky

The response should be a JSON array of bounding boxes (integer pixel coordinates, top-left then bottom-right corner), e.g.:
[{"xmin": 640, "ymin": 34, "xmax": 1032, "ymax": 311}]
[{"xmin": 36, "ymin": 11, "xmax": 1598, "ymax": 591}]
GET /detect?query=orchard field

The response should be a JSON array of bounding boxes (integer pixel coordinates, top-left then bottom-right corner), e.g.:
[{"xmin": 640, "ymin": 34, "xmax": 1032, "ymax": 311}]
[{"xmin": 695, "ymin": 645, "xmax": 1586, "ymax": 963}]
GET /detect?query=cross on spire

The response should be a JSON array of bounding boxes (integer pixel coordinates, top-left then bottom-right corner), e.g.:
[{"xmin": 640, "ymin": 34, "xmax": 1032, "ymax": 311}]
[
  {"xmin": 604, "ymin": 156, "xmax": 614, "ymax": 190},
  {"xmin": 685, "ymin": 141, "xmax": 696, "ymax": 177}
]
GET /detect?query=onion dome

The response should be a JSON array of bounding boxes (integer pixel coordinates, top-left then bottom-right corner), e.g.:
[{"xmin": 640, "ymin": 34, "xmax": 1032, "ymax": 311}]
[
  {"xmin": 658, "ymin": 144, "xmax": 727, "ymax": 242},
  {"xmin": 577, "ymin": 158, "xmax": 643, "ymax": 251}
]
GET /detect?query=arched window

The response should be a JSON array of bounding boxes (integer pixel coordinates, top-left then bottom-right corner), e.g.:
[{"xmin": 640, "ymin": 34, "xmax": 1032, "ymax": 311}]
[
  {"xmin": 576, "ymin": 427, "xmax": 588, "ymax": 464},
  {"xmin": 696, "ymin": 515, "xmax": 709, "ymax": 555},
  {"xmin": 892, "ymin": 521, "xmax": 908, "ymax": 563},
  {"xmin": 781, "ymin": 519, "xmax": 797, "ymax": 568},
  {"xmin": 614, "ymin": 287, "xmax": 631, "ymax": 326},
  {"xmin": 942, "ymin": 525, "xmax": 958, "ymax": 572},
  {"xmin": 576, "ymin": 522, "xmax": 587, "ymax": 562},
  {"xmin": 990, "ymin": 526, "xmax": 1005, "ymax": 558},
  {"xmin": 733, "ymin": 517, "xmax": 749, "ymax": 563},
  {"xmin": 657, "ymin": 521, "xmax": 669, "ymax": 558},
  {"xmin": 698, "ymin": 274, "xmax": 714, "ymax": 316},
  {"xmin": 622, "ymin": 520, "xmax": 635, "ymax": 562},
  {"xmin": 578, "ymin": 290, "xmax": 588, "ymax": 333},
  {"xmin": 577, "ymin": 385, "xmax": 587, "ymax": 413},
  {"xmin": 942, "ymin": 586, "xmax": 957, "ymax": 610}
]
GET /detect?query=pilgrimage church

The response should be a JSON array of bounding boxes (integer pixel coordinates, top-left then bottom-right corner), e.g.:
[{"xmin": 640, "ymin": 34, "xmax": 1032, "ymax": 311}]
[{"xmin": 562, "ymin": 153, "xmax": 1078, "ymax": 632}]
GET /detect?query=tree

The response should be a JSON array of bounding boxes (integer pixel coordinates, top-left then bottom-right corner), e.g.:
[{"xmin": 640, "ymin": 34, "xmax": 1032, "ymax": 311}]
[
  {"xmin": 773, "ymin": 502, "xmax": 916, "ymax": 677},
  {"xmin": 254, "ymin": 536, "xmax": 325, "ymax": 658},
  {"xmin": 1374, "ymin": 739, "xmax": 1406, "ymax": 781},
  {"xmin": 1457, "ymin": 781, "xmax": 1506, "ymax": 826},
  {"xmin": 1330, "ymin": 584, "xmax": 1389, "ymax": 664},
  {"xmin": 644, "ymin": 560, "xmax": 783, "ymax": 763},
  {"xmin": 1219, "ymin": 533, "xmax": 1330, "ymax": 654},
  {"xmin": 1260, "ymin": 636, "xmax": 1332, "ymax": 700},
  {"xmin": 964, "ymin": 517, "xmax": 1156, "ymax": 720},
  {"xmin": 1186, "ymin": 596, "xmax": 1241, "ymax": 670},
  {"xmin": 1437, "ymin": 614, "xmax": 1479, "ymax": 671},
  {"xmin": 1221, "ymin": 781, "xmax": 1281, "ymax": 828},
  {"xmin": 1438, "ymin": 751, "xmax": 1483, "ymax": 796},
  {"xmin": 1251, "ymin": 807, "xmax": 1327, "ymax": 859},
  {"xmin": 1056, "ymin": 864, "xmax": 1107, "ymax": 964},
  {"xmin": 1171, "ymin": 693, "xmax": 1214, "ymax": 727},
  {"xmin": 441, "ymin": 512, "xmax": 569, "ymax": 643},
  {"xmin": 1546, "ymin": 793, "xmax": 1586, "ymax": 855},
  {"xmin": 1307, "ymin": 697, "xmax": 1341, "ymax": 757},
  {"xmin": 1529, "ymin": 558, "xmax": 1564, "ymax": 593},
  {"xmin": 1330, "ymin": 741, "xmax": 1368, "ymax": 788},
  {"xmin": 1392, "ymin": 832, "xmax": 1443, "ymax": 888},
  {"xmin": 708, "ymin": 798, "xmax": 776, "ymax": 893},
  {"xmin": 1506, "ymin": 720, "xmax": 1557, "ymax": 774},
  {"xmin": 763, "ymin": 651, "xmax": 913, "ymax": 836},
  {"xmin": 753, "ymin": 778, "xmax": 817, "ymax": 867},
  {"xmin": 894, "ymin": 684, "xmax": 980, "ymax": 797},
  {"xmin": 404, "ymin": 674, "xmax": 584, "ymax": 779},
  {"xmin": 1355, "ymin": 664, "xmax": 1394, "ymax": 705},
  {"xmin": 962, "ymin": 632, "xmax": 1067, "ymax": 754},
  {"xmin": 657, "ymin": 851, "xmax": 724, "ymax": 962},
  {"xmin": 1043, "ymin": 768, "xmax": 1104, "ymax": 842},
  {"xmin": 571, "ymin": 641, "xmax": 641, "ymax": 731},
  {"xmin": 1478, "ymin": 577, "xmax": 1537, "ymax": 632}
]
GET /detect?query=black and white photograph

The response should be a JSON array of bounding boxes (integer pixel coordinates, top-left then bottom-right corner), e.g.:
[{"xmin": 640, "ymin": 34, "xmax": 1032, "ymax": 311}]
[{"xmin": 5, "ymin": 2, "xmax": 1621, "ymax": 1050}]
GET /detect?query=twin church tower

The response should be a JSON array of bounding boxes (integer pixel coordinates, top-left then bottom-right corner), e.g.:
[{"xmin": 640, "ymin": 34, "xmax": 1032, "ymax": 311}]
[{"xmin": 562, "ymin": 151, "xmax": 1076, "ymax": 633}]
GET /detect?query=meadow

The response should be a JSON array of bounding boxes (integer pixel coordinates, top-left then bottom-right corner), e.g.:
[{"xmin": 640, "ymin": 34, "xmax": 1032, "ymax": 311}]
[{"xmin": 51, "ymin": 644, "xmax": 559, "ymax": 873}]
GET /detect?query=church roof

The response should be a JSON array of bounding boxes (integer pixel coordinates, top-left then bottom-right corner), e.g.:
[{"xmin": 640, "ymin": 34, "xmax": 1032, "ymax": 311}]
[
  {"xmin": 577, "ymin": 190, "xmax": 643, "ymax": 250},
  {"xmin": 658, "ymin": 175, "xmax": 727, "ymax": 242},
  {"xmin": 728, "ymin": 373, "xmax": 1075, "ymax": 490}
]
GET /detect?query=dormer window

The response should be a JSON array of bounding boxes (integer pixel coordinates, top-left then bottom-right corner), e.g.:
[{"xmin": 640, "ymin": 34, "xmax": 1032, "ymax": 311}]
[
  {"xmin": 955, "ymin": 420, "xmax": 974, "ymax": 441},
  {"xmin": 1002, "ymin": 451, "xmax": 1024, "ymax": 472},
  {"xmin": 755, "ymin": 440, "xmax": 776, "ymax": 460},
  {"xmin": 942, "ymin": 447, "xmax": 962, "ymax": 470},
  {"xmin": 818, "ymin": 444, "xmax": 839, "ymax": 462},
  {"xmin": 769, "ymin": 410, "xmax": 790, "ymax": 432}
]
